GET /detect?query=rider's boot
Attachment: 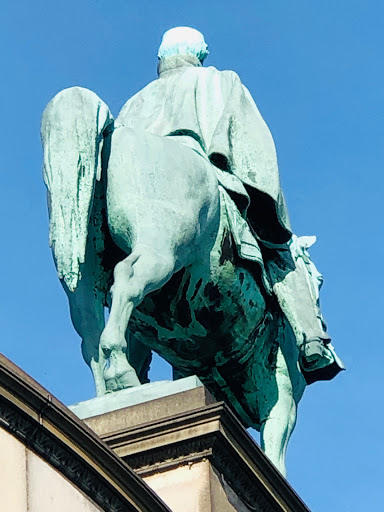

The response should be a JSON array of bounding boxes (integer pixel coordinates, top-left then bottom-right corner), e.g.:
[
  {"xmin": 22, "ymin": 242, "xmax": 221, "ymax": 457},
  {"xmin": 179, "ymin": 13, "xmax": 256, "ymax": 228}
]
[{"xmin": 266, "ymin": 252, "xmax": 345, "ymax": 384}]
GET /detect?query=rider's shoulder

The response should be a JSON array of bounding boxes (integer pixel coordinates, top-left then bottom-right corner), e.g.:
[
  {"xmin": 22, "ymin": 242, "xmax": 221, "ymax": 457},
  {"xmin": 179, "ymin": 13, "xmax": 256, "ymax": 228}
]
[{"xmin": 200, "ymin": 66, "xmax": 242, "ymax": 84}]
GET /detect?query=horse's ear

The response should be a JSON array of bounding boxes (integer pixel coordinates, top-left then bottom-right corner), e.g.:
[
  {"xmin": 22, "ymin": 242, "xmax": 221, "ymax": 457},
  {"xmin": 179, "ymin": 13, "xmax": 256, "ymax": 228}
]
[{"xmin": 298, "ymin": 235, "xmax": 317, "ymax": 249}]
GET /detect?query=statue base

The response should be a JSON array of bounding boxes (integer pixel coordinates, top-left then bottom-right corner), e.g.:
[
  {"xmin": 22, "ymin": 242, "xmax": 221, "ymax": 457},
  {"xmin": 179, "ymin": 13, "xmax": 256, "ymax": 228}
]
[
  {"xmin": 69, "ymin": 375, "xmax": 203, "ymax": 419},
  {"xmin": 71, "ymin": 378, "xmax": 310, "ymax": 512}
]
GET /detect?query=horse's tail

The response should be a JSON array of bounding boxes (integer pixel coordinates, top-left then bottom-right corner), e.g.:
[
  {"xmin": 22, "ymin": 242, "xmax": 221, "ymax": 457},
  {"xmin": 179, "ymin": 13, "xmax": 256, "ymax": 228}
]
[{"xmin": 41, "ymin": 87, "xmax": 113, "ymax": 291}]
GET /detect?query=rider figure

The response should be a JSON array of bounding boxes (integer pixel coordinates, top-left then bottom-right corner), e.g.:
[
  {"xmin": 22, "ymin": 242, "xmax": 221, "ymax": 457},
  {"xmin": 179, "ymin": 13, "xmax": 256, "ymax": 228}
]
[{"xmin": 146, "ymin": 27, "xmax": 343, "ymax": 383}]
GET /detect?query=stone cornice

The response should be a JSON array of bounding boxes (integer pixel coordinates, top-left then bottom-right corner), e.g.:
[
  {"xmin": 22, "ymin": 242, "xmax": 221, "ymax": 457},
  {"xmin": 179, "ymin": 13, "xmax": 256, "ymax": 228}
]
[
  {"xmin": 100, "ymin": 402, "xmax": 310, "ymax": 512},
  {"xmin": 0, "ymin": 354, "xmax": 170, "ymax": 512}
]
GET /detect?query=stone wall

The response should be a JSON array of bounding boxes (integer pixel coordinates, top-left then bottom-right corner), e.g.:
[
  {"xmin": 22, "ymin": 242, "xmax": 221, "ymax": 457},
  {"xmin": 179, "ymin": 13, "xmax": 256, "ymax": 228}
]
[{"xmin": 0, "ymin": 426, "xmax": 101, "ymax": 512}]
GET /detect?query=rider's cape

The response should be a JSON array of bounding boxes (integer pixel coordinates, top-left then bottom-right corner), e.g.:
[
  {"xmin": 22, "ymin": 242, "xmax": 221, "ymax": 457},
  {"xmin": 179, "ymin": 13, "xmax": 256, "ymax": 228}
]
[
  {"xmin": 42, "ymin": 55, "xmax": 292, "ymax": 292},
  {"xmin": 116, "ymin": 54, "xmax": 292, "ymax": 247}
]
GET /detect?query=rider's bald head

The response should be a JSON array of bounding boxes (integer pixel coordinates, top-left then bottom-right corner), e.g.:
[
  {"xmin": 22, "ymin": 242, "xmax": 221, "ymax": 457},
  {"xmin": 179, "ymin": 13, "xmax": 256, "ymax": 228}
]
[{"xmin": 158, "ymin": 27, "xmax": 209, "ymax": 63}]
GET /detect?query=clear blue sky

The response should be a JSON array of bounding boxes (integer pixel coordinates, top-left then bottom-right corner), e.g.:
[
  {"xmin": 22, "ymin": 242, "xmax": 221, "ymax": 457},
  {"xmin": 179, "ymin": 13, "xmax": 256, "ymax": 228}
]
[{"xmin": 1, "ymin": 1, "xmax": 382, "ymax": 510}]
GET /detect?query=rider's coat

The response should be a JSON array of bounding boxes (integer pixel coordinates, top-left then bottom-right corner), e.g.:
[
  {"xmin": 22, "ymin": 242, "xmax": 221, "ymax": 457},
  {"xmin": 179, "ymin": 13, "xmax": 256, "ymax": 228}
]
[{"xmin": 116, "ymin": 54, "xmax": 292, "ymax": 251}]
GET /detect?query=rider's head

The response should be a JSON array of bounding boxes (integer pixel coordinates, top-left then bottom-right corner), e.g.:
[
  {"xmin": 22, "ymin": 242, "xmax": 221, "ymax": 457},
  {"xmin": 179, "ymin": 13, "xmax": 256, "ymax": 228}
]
[{"xmin": 158, "ymin": 27, "xmax": 209, "ymax": 64}]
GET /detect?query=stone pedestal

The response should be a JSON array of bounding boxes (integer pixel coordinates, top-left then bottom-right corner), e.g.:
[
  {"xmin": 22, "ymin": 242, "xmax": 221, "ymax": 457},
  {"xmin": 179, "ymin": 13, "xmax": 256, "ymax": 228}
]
[
  {"xmin": 0, "ymin": 354, "xmax": 169, "ymax": 512},
  {"xmin": 72, "ymin": 378, "xmax": 310, "ymax": 512}
]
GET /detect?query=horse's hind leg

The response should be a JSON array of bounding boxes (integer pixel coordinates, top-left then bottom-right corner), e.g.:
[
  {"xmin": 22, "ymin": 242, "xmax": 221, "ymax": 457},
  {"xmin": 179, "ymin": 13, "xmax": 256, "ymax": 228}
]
[
  {"xmin": 65, "ymin": 281, "xmax": 107, "ymax": 396},
  {"xmin": 100, "ymin": 246, "xmax": 176, "ymax": 391}
]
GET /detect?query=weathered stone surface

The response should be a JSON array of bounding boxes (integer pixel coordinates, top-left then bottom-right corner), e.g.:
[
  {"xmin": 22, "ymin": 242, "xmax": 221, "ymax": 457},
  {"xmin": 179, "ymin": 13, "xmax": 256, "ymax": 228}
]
[
  {"xmin": 82, "ymin": 385, "xmax": 311, "ymax": 512},
  {"xmin": 0, "ymin": 427, "xmax": 27, "ymax": 512},
  {"xmin": 83, "ymin": 382, "xmax": 215, "ymax": 435},
  {"xmin": 0, "ymin": 354, "xmax": 170, "ymax": 512},
  {"xmin": 70, "ymin": 375, "xmax": 204, "ymax": 420}
]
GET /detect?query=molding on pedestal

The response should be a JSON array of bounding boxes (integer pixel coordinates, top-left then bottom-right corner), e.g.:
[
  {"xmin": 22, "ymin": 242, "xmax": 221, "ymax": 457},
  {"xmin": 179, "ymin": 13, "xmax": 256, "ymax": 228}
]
[
  {"xmin": 0, "ymin": 354, "xmax": 170, "ymax": 512},
  {"xmin": 90, "ymin": 391, "xmax": 310, "ymax": 512}
]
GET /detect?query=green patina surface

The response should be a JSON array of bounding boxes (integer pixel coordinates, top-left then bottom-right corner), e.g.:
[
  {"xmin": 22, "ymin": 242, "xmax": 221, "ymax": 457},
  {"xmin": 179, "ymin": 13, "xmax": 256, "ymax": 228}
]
[{"xmin": 41, "ymin": 27, "xmax": 344, "ymax": 475}]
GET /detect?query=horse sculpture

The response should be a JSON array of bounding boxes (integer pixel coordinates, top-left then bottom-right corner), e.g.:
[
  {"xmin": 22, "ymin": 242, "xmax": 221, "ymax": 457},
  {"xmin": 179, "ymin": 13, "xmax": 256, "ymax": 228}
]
[{"xmin": 41, "ymin": 29, "xmax": 343, "ymax": 476}]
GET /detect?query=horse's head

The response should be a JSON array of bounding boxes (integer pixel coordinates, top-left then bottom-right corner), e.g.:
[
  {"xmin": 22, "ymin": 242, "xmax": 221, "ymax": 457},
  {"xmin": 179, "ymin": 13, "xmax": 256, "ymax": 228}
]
[{"xmin": 289, "ymin": 234, "xmax": 327, "ymax": 332}]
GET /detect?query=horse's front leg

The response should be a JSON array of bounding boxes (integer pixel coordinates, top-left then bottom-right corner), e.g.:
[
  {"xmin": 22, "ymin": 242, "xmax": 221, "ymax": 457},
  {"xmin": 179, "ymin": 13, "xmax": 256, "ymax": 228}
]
[
  {"xmin": 260, "ymin": 387, "xmax": 297, "ymax": 477},
  {"xmin": 259, "ymin": 340, "xmax": 305, "ymax": 477},
  {"xmin": 100, "ymin": 246, "xmax": 176, "ymax": 392}
]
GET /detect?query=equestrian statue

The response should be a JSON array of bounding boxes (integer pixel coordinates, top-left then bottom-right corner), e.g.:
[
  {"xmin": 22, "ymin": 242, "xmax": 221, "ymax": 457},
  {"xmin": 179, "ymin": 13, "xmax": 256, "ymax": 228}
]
[{"xmin": 41, "ymin": 27, "xmax": 344, "ymax": 475}]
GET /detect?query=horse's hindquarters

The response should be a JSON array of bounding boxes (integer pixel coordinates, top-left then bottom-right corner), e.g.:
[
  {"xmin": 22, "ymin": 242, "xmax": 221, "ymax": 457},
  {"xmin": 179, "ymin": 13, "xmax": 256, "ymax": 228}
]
[
  {"xmin": 130, "ymin": 216, "xmax": 276, "ymax": 429},
  {"xmin": 106, "ymin": 127, "xmax": 220, "ymax": 266}
]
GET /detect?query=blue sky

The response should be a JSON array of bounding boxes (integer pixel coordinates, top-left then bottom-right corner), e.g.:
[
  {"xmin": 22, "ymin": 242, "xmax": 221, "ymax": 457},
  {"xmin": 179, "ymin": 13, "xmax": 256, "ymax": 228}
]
[{"xmin": 1, "ymin": 1, "xmax": 382, "ymax": 510}]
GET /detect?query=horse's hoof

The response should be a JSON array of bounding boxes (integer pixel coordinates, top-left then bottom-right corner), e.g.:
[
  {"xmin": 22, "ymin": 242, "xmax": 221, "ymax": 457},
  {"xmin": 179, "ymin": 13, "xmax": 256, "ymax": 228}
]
[
  {"xmin": 105, "ymin": 370, "xmax": 141, "ymax": 392},
  {"xmin": 116, "ymin": 370, "xmax": 141, "ymax": 388},
  {"xmin": 105, "ymin": 377, "xmax": 119, "ymax": 392}
]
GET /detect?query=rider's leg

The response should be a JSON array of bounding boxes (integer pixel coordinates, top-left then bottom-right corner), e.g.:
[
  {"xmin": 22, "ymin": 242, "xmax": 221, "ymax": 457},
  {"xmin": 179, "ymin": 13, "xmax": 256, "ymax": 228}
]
[
  {"xmin": 100, "ymin": 246, "xmax": 176, "ymax": 391},
  {"xmin": 266, "ymin": 250, "xmax": 333, "ymax": 371}
]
